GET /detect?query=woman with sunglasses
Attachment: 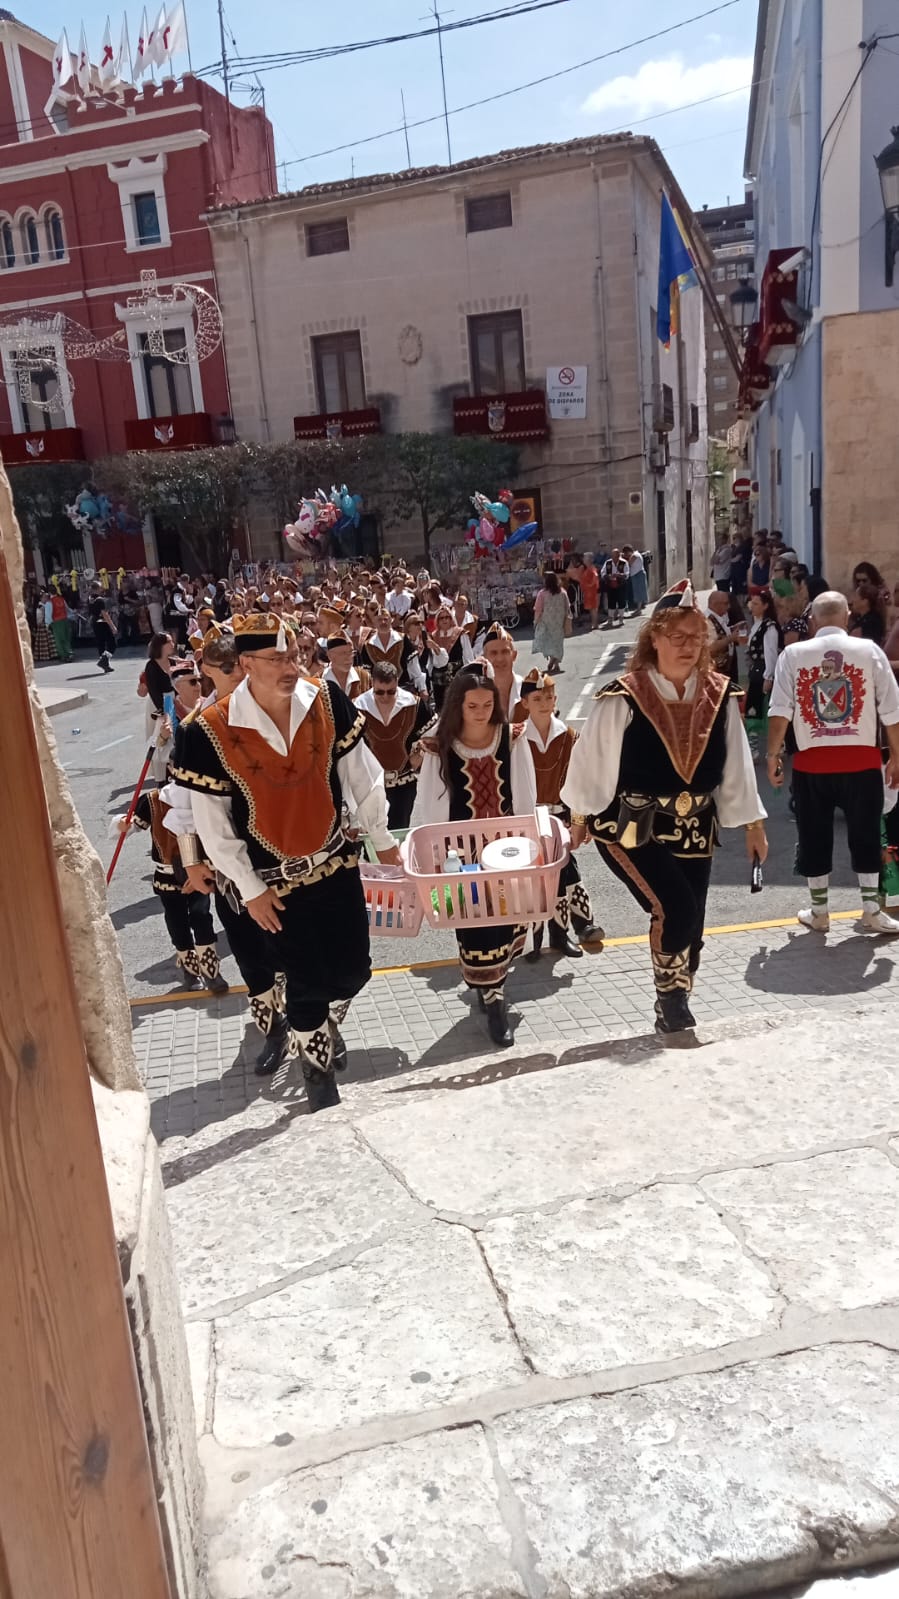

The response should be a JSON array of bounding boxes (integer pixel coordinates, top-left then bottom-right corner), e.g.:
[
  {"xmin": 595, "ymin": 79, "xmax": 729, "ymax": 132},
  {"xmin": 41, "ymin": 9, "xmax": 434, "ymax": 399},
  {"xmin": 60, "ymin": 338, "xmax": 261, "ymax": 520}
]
[{"xmin": 411, "ymin": 665, "xmax": 537, "ymax": 1046}]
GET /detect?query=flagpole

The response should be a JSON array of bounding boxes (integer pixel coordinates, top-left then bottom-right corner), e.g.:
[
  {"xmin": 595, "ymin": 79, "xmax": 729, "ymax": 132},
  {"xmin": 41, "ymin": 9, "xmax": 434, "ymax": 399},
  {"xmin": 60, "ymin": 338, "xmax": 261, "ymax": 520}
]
[{"xmin": 182, "ymin": 0, "xmax": 193, "ymax": 73}]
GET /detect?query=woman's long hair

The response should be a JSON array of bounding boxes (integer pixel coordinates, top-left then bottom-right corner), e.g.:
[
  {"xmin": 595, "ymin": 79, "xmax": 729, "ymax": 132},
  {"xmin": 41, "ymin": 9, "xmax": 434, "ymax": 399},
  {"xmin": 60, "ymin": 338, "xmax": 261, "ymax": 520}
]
[
  {"xmin": 628, "ymin": 607, "xmax": 712, "ymax": 676},
  {"xmin": 752, "ymin": 588, "xmax": 779, "ymax": 626},
  {"xmin": 435, "ymin": 669, "xmax": 504, "ymax": 797}
]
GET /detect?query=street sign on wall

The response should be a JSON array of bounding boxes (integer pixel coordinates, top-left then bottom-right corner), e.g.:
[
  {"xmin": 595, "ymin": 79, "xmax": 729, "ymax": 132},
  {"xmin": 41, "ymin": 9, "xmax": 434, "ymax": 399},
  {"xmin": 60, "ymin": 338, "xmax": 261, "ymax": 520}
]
[
  {"xmin": 733, "ymin": 476, "xmax": 752, "ymax": 500},
  {"xmin": 546, "ymin": 365, "xmax": 588, "ymax": 420}
]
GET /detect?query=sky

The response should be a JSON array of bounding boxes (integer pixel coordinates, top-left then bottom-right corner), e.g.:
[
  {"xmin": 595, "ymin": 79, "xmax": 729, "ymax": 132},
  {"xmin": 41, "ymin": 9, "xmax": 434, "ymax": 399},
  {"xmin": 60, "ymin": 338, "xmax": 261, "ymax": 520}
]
[{"xmin": 24, "ymin": 0, "xmax": 760, "ymax": 209}]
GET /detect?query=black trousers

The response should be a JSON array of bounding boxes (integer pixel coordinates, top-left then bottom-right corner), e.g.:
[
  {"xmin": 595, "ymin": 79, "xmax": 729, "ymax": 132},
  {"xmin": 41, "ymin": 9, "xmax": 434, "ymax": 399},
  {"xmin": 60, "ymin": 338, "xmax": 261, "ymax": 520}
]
[
  {"xmin": 214, "ymin": 890, "xmax": 276, "ymax": 998},
  {"xmin": 159, "ymin": 889, "xmax": 215, "ymax": 951},
  {"xmin": 596, "ymin": 838, "xmax": 713, "ymax": 971},
  {"xmin": 605, "ymin": 585, "xmax": 625, "ymax": 614},
  {"xmin": 263, "ymin": 858, "xmax": 371, "ymax": 1032},
  {"xmin": 744, "ymin": 666, "xmax": 768, "ymax": 721},
  {"xmin": 793, "ymin": 766, "xmax": 883, "ymax": 877},
  {"xmin": 94, "ymin": 621, "xmax": 116, "ymax": 656},
  {"xmin": 387, "ymin": 781, "xmax": 416, "ymax": 831}
]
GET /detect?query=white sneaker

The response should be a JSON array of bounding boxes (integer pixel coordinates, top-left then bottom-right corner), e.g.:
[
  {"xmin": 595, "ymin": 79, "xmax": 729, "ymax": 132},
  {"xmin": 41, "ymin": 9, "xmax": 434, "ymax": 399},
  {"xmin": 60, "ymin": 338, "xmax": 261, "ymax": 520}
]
[
  {"xmin": 861, "ymin": 907, "xmax": 899, "ymax": 935},
  {"xmin": 798, "ymin": 908, "xmax": 830, "ymax": 932}
]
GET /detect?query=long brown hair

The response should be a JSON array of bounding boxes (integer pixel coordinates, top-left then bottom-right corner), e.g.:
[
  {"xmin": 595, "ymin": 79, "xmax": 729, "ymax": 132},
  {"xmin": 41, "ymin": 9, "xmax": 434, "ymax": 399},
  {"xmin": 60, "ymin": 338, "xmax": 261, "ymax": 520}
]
[
  {"xmin": 628, "ymin": 606, "xmax": 712, "ymax": 676},
  {"xmin": 435, "ymin": 669, "xmax": 504, "ymax": 795}
]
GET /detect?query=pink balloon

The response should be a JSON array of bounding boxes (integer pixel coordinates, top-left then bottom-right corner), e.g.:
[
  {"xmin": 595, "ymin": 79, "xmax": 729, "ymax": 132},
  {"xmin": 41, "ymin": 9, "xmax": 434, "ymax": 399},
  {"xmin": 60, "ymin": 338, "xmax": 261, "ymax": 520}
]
[{"xmin": 479, "ymin": 516, "xmax": 495, "ymax": 546}]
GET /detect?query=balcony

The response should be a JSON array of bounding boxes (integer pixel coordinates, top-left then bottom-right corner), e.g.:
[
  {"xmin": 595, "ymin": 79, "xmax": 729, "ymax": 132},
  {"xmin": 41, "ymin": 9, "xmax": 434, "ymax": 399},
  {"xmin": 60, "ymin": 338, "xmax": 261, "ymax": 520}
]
[
  {"xmin": 124, "ymin": 412, "xmax": 216, "ymax": 452},
  {"xmin": 652, "ymin": 383, "xmax": 676, "ymax": 434},
  {"xmin": 758, "ymin": 247, "xmax": 803, "ymax": 366},
  {"xmin": 293, "ymin": 406, "xmax": 382, "ymax": 443},
  {"xmin": 453, "ymin": 389, "xmax": 549, "ymax": 442},
  {"xmin": 0, "ymin": 426, "xmax": 85, "ymax": 466}
]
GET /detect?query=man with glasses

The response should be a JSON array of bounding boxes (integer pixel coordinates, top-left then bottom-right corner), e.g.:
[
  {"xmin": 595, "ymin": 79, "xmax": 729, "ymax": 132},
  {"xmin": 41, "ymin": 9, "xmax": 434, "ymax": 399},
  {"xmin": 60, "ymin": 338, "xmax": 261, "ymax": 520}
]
[
  {"xmin": 357, "ymin": 661, "xmax": 435, "ymax": 830},
  {"xmin": 174, "ymin": 612, "xmax": 399, "ymax": 1111},
  {"xmin": 322, "ymin": 630, "xmax": 371, "ymax": 701}
]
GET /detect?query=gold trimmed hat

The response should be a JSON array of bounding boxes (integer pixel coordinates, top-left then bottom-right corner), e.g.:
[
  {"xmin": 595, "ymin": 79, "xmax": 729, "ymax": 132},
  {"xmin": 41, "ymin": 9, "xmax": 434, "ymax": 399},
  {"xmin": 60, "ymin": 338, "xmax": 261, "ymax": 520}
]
[
  {"xmin": 520, "ymin": 668, "xmax": 554, "ymax": 696},
  {"xmin": 233, "ymin": 612, "xmax": 290, "ymax": 653}
]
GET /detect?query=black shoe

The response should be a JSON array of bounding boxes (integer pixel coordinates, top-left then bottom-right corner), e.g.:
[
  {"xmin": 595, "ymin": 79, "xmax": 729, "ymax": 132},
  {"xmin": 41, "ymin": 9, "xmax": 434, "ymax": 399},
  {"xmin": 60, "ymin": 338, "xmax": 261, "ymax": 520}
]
[
  {"xmin": 574, "ymin": 921, "xmax": 606, "ymax": 951},
  {"xmin": 98, "ymin": 655, "xmax": 113, "ymax": 673},
  {"xmin": 206, "ymin": 969, "xmax": 229, "ymax": 995},
  {"xmin": 254, "ymin": 1013, "xmax": 290, "ymax": 1076},
  {"xmin": 654, "ymin": 991, "xmax": 696, "ymax": 1033},
  {"xmin": 475, "ymin": 988, "xmax": 487, "ymax": 1011},
  {"xmin": 485, "ymin": 995, "xmax": 513, "ymax": 1046},
  {"xmin": 548, "ymin": 921, "xmax": 583, "ymax": 958},
  {"xmin": 304, "ymin": 1070, "xmax": 341, "ymax": 1112},
  {"xmin": 330, "ymin": 1021, "xmax": 348, "ymax": 1072},
  {"xmin": 525, "ymin": 925, "xmax": 544, "ymax": 964}
]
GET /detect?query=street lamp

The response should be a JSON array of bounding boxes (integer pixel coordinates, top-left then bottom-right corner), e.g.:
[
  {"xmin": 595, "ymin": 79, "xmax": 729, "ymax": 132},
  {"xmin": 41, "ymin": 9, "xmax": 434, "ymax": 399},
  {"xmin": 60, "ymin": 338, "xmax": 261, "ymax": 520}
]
[
  {"xmin": 729, "ymin": 277, "xmax": 758, "ymax": 341},
  {"xmin": 875, "ymin": 126, "xmax": 899, "ymax": 287}
]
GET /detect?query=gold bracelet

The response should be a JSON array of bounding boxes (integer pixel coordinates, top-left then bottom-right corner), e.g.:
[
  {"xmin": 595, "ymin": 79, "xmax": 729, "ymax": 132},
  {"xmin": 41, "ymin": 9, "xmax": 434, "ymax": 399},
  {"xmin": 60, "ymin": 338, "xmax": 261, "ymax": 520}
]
[
  {"xmin": 570, "ymin": 812, "xmax": 587, "ymax": 827},
  {"xmin": 744, "ymin": 820, "xmax": 765, "ymax": 832}
]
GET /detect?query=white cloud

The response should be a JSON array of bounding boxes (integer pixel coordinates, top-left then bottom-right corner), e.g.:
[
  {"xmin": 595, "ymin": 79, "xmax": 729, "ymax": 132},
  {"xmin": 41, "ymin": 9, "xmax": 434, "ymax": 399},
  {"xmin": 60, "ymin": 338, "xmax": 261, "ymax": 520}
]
[{"xmin": 581, "ymin": 54, "xmax": 753, "ymax": 119}]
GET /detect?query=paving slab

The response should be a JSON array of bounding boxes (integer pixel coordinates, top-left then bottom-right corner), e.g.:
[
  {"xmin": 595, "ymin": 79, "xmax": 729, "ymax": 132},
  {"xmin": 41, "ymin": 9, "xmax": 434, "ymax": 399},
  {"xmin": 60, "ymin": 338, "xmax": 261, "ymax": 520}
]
[
  {"xmin": 206, "ymin": 1426, "xmax": 527, "ymax": 1599},
  {"xmin": 478, "ymin": 1186, "xmax": 780, "ymax": 1378},
  {"xmin": 702, "ymin": 1151, "xmax": 899, "ymax": 1315},
  {"xmin": 797, "ymin": 1573, "xmax": 899, "ymax": 1598},
  {"xmin": 165, "ymin": 1120, "xmax": 426, "ymax": 1316},
  {"xmin": 353, "ymin": 1011, "xmax": 899, "ymax": 1216},
  {"xmin": 211, "ymin": 1223, "xmax": 527, "ymax": 1448},
  {"xmin": 493, "ymin": 1344, "xmax": 899, "ymax": 1599}
]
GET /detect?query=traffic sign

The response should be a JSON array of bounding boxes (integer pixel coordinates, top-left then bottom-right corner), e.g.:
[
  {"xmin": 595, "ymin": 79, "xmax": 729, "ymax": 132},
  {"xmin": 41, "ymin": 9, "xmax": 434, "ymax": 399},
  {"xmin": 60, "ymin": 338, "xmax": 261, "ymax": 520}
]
[{"xmin": 733, "ymin": 476, "xmax": 751, "ymax": 500}]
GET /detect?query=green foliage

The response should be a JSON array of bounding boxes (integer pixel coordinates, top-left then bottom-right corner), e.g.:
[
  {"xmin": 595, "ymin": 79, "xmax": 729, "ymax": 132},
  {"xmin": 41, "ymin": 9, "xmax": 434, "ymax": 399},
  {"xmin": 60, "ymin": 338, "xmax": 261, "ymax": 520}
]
[
  {"xmin": 371, "ymin": 433, "xmax": 521, "ymax": 556},
  {"xmin": 7, "ymin": 462, "xmax": 91, "ymax": 553},
  {"xmin": 94, "ymin": 445, "xmax": 252, "ymax": 575}
]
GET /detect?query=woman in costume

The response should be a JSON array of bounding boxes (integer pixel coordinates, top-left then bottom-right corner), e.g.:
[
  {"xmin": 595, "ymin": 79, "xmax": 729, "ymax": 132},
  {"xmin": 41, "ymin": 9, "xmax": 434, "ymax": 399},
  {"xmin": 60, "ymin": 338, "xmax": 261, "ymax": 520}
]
[
  {"xmin": 744, "ymin": 588, "xmax": 780, "ymax": 727},
  {"xmin": 518, "ymin": 669, "xmax": 604, "ymax": 961},
  {"xmin": 411, "ymin": 666, "xmax": 537, "ymax": 1046},
  {"xmin": 562, "ymin": 581, "xmax": 768, "ymax": 1033}
]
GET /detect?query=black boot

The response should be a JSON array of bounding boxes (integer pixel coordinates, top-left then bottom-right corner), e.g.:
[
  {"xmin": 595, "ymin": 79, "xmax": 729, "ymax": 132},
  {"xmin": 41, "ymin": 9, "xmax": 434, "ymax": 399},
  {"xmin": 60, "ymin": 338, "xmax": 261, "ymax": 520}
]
[
  {"xmin": 255, "ymin": 1012, "xmax": 290, "ymax": 1076},
  {"xmin": 573, "ymin": 920, "xmax": 606, "ymax": 951},
  {"xmin": 548, "ymin": 920, "xmax": 583, "ymax": 958},
  {"xmin": 177, "ymin": 948, "xmax": 202, "ymax": 991},
  {"xmin": 525, "ymin": 924, "xmax": 544, "ymax": 964},
  {"xmin": 330, "ymin": 1022, "xmax": 348, "ymax": 1071},
  {"xmin": 485, "ymin": 993, "xmax": 513, "ymax": 1046},
  {"xmin": 304, "ymin": 1069, "xmax": 341, "ymax": 1112},
  {"xmin": 654, "ymin": 990, "xmax": 696, "ymax": 1033}
]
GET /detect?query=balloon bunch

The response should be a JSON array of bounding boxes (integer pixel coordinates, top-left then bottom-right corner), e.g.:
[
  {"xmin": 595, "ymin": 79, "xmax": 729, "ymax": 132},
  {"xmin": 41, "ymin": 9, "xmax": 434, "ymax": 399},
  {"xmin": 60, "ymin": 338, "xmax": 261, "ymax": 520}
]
[
  {"xmin": 465, "ymin": 488, "xmax": 537, "ymax": 555},
  {"xmin": 283, "ymin": 484, "xmax": 363, "ymax": 555},
  {"xmin": 65, "ymin": 486, "xmax": 113, "ymax": 537}
]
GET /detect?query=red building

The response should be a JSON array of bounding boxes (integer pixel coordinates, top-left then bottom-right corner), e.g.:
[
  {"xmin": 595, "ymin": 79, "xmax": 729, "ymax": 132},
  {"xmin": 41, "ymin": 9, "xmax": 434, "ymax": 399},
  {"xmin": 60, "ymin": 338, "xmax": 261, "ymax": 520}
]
[{"xmin": 0, "ymin": 10, "xmax": 275, "ymax": 568}]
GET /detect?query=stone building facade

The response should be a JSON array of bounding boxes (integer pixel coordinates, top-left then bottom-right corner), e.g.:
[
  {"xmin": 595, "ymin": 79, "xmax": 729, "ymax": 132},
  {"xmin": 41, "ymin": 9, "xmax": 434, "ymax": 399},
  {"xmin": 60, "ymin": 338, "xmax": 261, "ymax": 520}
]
[
  {"xmin": 206, "ymin": 134, "xmax": 712, "ymax": 578},
  {"xmin": 697, "ymin": 193, "xmax": 755, "ymax": 438}
]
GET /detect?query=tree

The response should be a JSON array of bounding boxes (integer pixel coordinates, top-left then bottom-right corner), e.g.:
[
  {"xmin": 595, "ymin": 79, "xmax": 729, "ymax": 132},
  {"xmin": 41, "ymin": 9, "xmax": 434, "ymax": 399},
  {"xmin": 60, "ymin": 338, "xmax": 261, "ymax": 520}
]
[
  {"xmin": 96, "ymin": 445, "xmax": 252, "ymax": 574},
  {"xmin": 374, "ymin": 433, "xmax": 521, "ymax": 558},
  {"xmin": 7, "ymin": 462, "xmax": 91, "ymax": 563}
]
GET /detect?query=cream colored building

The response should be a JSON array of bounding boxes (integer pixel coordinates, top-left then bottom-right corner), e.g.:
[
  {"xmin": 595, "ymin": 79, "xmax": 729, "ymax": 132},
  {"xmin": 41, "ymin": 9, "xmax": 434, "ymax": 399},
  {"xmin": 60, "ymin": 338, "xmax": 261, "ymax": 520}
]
[{"xmin": 207, "ymin": 134, "xmax": 712, "ymax": 578}]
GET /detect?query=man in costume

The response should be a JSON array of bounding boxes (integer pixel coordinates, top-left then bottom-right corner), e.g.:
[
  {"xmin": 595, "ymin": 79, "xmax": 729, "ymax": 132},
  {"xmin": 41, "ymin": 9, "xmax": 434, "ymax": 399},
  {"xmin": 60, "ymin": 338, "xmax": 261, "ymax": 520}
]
[
  {"xmin": 482, "ymin": 623, "xmax": 523, "ymax": 720},
  {"xmin": 562, "ymin": 580, "xmax": 767, "ymax": 1032},
  {"xmin": 174, "ymin": 612, "xmax": 398, "ymax": 1111},
  {"xmin": 767, "ymin": 590, "xmax": 899, "ymax": 934},
  {"xmin": 322, "ymin": 630, "xmax": 371, "ymax": 701},
  {"xmin": 357, "ymin": 661, "xmax": 434, "ymax": 830}
]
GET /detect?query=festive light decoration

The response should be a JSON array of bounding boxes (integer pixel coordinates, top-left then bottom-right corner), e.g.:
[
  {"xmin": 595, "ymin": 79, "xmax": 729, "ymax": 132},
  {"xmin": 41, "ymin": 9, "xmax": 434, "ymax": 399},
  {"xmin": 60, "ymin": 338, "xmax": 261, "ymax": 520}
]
[{"xmin": 0, "ymin": 271, "xmax": 224, "ymax": 414}]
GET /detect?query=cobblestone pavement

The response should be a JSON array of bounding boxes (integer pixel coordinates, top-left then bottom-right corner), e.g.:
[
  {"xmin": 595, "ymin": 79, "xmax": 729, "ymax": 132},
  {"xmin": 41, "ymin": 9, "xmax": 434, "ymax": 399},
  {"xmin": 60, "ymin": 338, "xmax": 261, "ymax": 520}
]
[{"xmin": 135, "ymin": 916, "xmax": 898, "ymax": 1142}]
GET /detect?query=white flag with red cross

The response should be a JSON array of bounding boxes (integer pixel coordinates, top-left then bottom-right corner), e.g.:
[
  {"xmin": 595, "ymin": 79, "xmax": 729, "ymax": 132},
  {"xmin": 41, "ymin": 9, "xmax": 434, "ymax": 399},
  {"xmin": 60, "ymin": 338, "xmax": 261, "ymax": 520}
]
[
  {"xmin": 134, "ymin": 7, "xmax": 150, "ymax": 77},
  {"xmin": 99, "ymin": 17, "xmax": 116, "ymax": 84},
  {"xmin": 146, "ymin": 4, "xmax": 168, "ymax": 68},
  {"xmin": 115, "ymin": 14, "xmax": 132, "ymax": 83},
  {"xmin": 52, "ymin": 29, "xmax": 75, "ymax": 88},
  {"xmin": 77, "ymin": 24, "xmax": 92, "ymax": 94},
  {"xmin": 164, "ymin": 0, "xmax": 187, "ymax": 62}
]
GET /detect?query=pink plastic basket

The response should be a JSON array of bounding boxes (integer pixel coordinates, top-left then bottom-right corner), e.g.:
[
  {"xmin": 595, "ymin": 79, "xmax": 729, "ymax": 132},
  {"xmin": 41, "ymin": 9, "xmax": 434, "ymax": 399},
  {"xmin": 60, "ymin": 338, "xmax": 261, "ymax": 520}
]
[
  {"xmin": 405, "ymin": 812, "xmax": 570, "ymax": 929},
  {"xmin": 360, "ymin": 862, "xmax": 424, "ymax": 938}
]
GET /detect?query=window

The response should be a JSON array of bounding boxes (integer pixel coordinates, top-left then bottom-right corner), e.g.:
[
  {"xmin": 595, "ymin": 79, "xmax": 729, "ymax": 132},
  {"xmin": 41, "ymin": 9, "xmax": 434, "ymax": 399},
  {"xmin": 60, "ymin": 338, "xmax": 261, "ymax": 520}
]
[
  {"xmin": 713, "ymin": 401, "xmax": 729, "ymax": 413},
  {"xmin": 312, "ymin": 331, "xmax": 366, "ymax": 413},
  {"xmin": 133, "ymin": 191, "xmax": 162, "ymax": 247},
  {"xmin": 45, "ymin": 209, "xmax": 65, "ymax": 261},
  {"xmin": 711, "ymin": 265, "xmax": 725, "ymax": 282},
  {"xmin": 22, "ymin": 367, "xmax": 60, "ymax": 432},
  {"xmin": 0, "ymin": 221, "xmax": 14, "ymax": 270},
  {"xmin": 465, "ymin": 192, "xmax": 513, "ymax": 233},
  {"xmin": 139, "ymin": 329, "xmax": 194, "ymax": 417},
  {"xmin": 22, "ymin": 214, "xmax": 39, "ymax": 265},
  {"xmin": 656, "ymin": 490, "xmax": 667, "ymax": 589},
  {"xmin": 468, "ymin": 310, "xmax": 525, "ymax": 394},
  {"xmin": 685, "ymin": 488, "xmax": 693, "ymax": 571},
  {"xmin": 712, "ymin": 375, "xmax": 729, "ymax": 392},
  {"xmin": 712, "ymin": 347, "xmax": 727, "ymax": 361},
  {"xmin": 716, "ymin": 294, "xmax": 726, "ymax": 305},
  {"xmin": 688, "ymin": 402, "xmax": 700, "ymax": 442},
  {"xmin": 306, "ymin": 217, "xmax": 350, "ymax": 257}
]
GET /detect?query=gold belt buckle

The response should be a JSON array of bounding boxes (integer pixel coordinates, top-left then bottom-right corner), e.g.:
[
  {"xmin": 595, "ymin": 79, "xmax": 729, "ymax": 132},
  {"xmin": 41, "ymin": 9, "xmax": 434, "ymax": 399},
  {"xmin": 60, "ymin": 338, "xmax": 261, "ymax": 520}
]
[{"xmin": 674, "ymin": 791, "xmax": 693, "ymax": 818}]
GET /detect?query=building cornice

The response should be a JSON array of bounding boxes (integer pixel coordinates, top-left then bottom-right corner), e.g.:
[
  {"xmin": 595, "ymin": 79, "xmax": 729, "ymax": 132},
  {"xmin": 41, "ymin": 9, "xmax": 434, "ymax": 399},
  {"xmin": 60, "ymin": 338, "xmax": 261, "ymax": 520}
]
[{"xmin": 0, "ymin": 126, "xmax": 208, "ymax": 186}]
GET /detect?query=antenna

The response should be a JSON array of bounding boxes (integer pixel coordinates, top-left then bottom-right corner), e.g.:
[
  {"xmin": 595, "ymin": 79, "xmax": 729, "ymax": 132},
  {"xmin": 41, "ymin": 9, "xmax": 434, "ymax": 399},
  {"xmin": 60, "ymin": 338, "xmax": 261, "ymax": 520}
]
[
  {"xmin": 217, "ymin": 0, "xmax": 230, "ymax": 106},
  {"xmin": 421, "ymin": 2, "xmax": 453, "ymax": 165},
  {"xmin": 400, "ymin": 88, "xmax": 411, "ymax": 168}
]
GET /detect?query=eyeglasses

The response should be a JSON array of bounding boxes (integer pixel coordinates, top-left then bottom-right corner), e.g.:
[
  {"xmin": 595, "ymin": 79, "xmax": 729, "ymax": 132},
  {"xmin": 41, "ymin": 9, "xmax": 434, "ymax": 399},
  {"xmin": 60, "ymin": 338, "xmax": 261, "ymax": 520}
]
[
  {"xmin": 664, "ymin": 630, "xmax": 703, "ymax": 646},
  {"xmin": 374, "ymin": 687, "xmax": 398, "ymax": 697}
]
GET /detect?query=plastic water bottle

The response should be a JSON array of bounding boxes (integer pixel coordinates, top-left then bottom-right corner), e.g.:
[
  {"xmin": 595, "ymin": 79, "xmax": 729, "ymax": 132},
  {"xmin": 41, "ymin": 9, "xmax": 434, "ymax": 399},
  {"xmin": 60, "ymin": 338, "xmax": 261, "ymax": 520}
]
[{"xmin": 443, "ymin": 849, "xmax": 462, "ymax": 874}]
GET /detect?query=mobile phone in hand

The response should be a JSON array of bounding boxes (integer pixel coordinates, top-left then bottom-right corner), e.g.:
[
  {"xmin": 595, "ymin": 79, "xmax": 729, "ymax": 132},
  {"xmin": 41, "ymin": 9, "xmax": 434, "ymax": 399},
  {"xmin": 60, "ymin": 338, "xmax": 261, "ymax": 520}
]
[{"xmin": 751, "ymin": 851, "xmax": 764, "ymax": 893}]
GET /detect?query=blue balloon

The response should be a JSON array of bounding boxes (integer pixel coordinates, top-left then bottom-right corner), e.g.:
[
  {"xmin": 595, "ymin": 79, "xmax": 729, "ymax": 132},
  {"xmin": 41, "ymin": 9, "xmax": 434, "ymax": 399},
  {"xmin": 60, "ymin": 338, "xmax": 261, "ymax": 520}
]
[
  {"xmin": 489, "ymin": 501, "xmax": 511, "ymax": 523},
  {"xmin": 501, "ymin": 521, "xmax": 538, "ymax": 550}
]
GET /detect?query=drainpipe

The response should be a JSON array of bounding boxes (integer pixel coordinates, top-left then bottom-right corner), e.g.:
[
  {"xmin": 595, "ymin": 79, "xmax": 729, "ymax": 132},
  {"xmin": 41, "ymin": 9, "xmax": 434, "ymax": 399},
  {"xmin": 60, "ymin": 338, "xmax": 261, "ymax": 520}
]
[
  {"xmin": 239, "ymin": 217, "xmax": 271, "ymax": 443},
  {"xmin": 591, "ymin": 162, "xmax": 616, "ymax": 546}
]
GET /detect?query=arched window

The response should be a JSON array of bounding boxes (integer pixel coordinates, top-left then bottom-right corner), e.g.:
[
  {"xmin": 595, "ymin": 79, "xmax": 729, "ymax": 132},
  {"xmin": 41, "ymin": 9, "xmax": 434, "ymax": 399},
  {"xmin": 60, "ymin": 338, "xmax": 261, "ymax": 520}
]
[
  {"xmin": 45, "ymin": 209, "xmax": 65, "ymax": 261},
  {"xmin": 0, "ymin": 220, "xmax": 14, "ymax": 270},
  {"xmin": 22, "ymin": 214, "xmax": 39, "ymax": 265}
]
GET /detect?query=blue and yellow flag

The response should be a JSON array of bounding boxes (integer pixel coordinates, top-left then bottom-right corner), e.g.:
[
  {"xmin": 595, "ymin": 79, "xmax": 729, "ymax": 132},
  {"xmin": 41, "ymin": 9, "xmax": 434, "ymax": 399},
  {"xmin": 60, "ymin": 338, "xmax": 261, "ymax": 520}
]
[{"xmin": 657, "ymin": 193, "xmax": 696, "ymax": 347}]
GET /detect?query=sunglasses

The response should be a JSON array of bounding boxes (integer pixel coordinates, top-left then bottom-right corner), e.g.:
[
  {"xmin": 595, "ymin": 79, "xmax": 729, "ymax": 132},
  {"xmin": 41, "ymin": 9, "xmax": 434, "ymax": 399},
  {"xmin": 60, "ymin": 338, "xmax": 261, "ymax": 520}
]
[{"xmin": 374, "ymin": 687, "xmax": 398, "ymax": 697}]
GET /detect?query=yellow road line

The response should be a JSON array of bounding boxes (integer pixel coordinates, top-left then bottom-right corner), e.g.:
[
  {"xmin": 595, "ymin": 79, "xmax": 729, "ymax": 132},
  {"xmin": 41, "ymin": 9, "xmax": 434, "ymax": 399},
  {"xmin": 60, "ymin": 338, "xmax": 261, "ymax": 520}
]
[{"xmin": 128, "ymin": 910, "xmax": 864, "ymax": 1006}]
